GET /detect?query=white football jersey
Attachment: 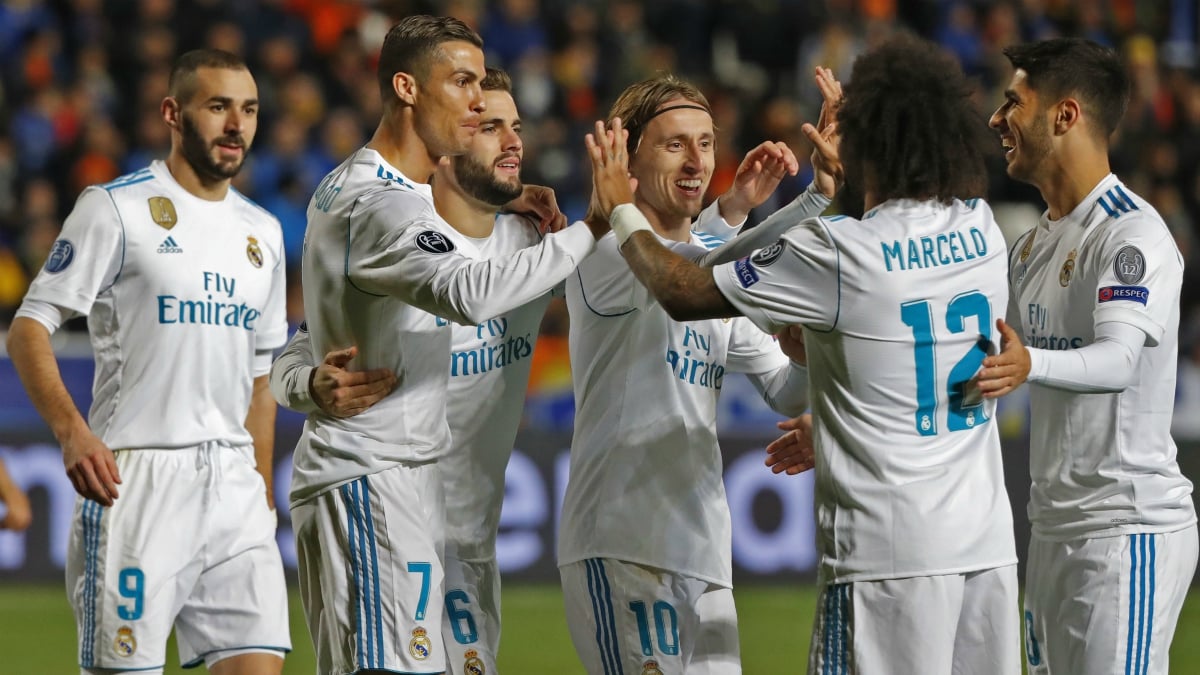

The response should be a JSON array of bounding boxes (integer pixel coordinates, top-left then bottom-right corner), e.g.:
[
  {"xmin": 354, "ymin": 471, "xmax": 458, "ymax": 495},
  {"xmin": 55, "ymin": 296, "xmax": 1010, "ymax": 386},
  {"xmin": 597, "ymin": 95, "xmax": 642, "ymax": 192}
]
[
  {"xmin": 1006, "ymin": 175, "xmax": 1195, "ymax": 540},
  {"xmin": 289, "ymin": 148, "xmax": 594, "ymax": 506},
  {"xmin": 714, "ymin": 198, "xmax": 1017, "ymax": 583},
  {"xmin": 17, "ymin": 161, "xmax": 287, "ymax": 449},
  {"xmin": 440, "ymin": 214, "xmax": 552, "ymax": 561},
  {"xmin": 558, "ymin": 230, "xmax": 791, "ymax": 588}
]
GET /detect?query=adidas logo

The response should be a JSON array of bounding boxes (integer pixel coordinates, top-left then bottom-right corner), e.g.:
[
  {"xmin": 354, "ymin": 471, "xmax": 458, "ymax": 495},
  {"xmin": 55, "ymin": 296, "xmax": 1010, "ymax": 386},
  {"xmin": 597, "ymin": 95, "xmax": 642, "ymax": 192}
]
[{"xmin": 157, "ymin": 236, "xmax": 182, "ymax": 254}]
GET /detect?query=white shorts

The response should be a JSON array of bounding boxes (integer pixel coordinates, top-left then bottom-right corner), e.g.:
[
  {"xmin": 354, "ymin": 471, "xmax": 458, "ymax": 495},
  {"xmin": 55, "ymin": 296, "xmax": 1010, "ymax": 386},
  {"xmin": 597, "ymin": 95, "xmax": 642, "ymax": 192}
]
[
  {"xmin": 292, "ymin": 462, "xmax": 446, "ymax": 675},
  {"xmin": 560, "ymin": 558, "xmax": 740, "ymax": 675},
  {"xmin": 443, "ymin": 554, "xmax": 501, "ymax": 675},
  {"xmin": 65, "ymin": 445, "xmax": 290, "ymax": 672},
  {"xmin": 807, "ymin": 566, "xmax": 1020, "ymax": 675},
  {"xmin": 1024, "ymin": 526, "xmax": 1198, "ymax": 675}
]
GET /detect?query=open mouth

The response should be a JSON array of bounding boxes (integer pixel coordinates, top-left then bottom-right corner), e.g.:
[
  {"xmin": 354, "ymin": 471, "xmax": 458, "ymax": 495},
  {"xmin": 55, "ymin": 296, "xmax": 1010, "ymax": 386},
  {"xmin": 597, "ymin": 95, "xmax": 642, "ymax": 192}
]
[
  {"xmin": 1000, "ymin": 137, "xmax": 1015, "ymax": 160},
  {"xmin": 675, "ymin": 179, "xmax": 703, "ymax": 196},
  {"xmin": 496, "ymin": 157, "xmax": 520, "ymax": 174}
]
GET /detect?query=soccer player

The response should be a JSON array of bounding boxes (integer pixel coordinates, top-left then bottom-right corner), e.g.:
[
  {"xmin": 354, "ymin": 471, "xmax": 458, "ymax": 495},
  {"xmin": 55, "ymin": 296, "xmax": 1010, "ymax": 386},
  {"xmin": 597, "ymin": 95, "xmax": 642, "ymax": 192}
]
[
  {"xmin": 0, "ymin": 457, "xmax": 32, "ymax": 531},
  {"xmin": 978, "ymin": 38, "xmax": 1197, "ymax": 675},
  {"xmin": 6, "ymin": 49, "xmax": 290, "ymax": 674},
  {"xmin": 274, "ymin": 66, "xmax": 800, "ymax": 673},
  {"xmin": 287, "ymin": 17, "xmax": 611, "ymax": 675},
  {"xmin": 556, "ymin": 72, "xmax": 841, "ymax": 675},
  {"xmin": 588, "ymin": 36, "xmax": 1020, "ymax": 674}
]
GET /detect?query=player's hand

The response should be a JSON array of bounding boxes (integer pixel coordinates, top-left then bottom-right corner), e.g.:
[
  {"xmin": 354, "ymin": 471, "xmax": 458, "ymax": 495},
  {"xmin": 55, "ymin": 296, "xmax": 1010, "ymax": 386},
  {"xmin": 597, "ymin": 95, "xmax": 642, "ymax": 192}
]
[
  {"xmin": 0, "ymin": 485, "xmax": 32, "ymax": 531},
  {"xmin": 584, "ymin": 117, "xmax": 634, "ymax": 237},
  {"xmin": 765, "ymin": 414, "xmax": 815, "ymax": 475},
  {"xmin": 717, "ymin": 141, "xmax": 800, "ymax": 224},
  {"xmin": 505, "ymin": 184, "xmax": 567, "ymax": 234},
  {"xmin": 977, "ymin": 319, "xmax": 1030, "ymax": 398},
  {"xmin": 62, "ymin": 426, "xmax": 121, "ymax": 506},
  {"xmin": 311, "ymin": 346, "xmax": 397, "ymax": 418},
  {"xmin": 776, "ymin": 325, "xmax": 807, "ymax": 366},
  {"xmin": 806, "ymin": 66, "xmax": 844, "ymax": 199}
]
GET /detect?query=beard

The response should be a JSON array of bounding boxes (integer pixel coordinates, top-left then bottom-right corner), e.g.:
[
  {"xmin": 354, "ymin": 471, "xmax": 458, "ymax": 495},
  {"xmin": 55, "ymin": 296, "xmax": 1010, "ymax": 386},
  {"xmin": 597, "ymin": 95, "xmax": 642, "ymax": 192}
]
[
  {"xmin": 179, "ymin": 111, "xmax": 247, "ymax": 182},
  {"xmin": 1009, "ymin": 117, "xmax": 1053, "ymax": 183},
  {"xmin": 452, "ymin": 153, "xmax": 523, "ymax": 207}
]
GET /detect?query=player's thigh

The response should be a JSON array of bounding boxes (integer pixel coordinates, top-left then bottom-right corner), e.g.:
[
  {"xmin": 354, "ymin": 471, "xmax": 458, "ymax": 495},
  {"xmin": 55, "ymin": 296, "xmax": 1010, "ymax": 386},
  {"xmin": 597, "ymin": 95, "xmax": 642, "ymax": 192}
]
[
  {"xmin": 174, "ymin": 446, "xmax": 290, "ymax": 669},
  {"xmin": 68, "ymin": 450, "xmax": 207, "ymax": 672},
  {"xmin": 952, "ymin": 565, "xmax": 1020, "ymax": 675},
  {"xmin": 1027, "ymin": 528, "xmax": 1199, "ymax": 675},
  {"xmin": 443, "ymin": 556, "xmax": 501, "ymax": 675},
  {"xmin": 690, "ymin": 586, "xmax": 740, "ymax": 675},
  {"xmin": 560, "ymin": 559, "xmax": 706, "ymax": 675},
  {"xmin": 807, "ymin": 575, "xmax": 964, "ymax": 675},
  {"xmin": 294, "ymin": 463, "xmax": 447, "ymax": 675}
]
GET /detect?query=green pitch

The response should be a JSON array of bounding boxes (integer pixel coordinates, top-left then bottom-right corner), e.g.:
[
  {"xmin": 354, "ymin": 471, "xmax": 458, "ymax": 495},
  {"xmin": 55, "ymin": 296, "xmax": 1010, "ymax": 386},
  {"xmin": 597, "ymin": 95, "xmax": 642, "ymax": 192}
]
[{"xmin": 0, "ymin": 583, "xmax": 1195, "ymax": 673}]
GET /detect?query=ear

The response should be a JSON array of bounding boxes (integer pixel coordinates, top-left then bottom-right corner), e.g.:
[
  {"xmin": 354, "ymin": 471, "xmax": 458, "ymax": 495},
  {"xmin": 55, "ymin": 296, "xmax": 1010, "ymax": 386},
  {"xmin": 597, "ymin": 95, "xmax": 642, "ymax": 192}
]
[
  {"xmin": 392, "ymin": 72, "xmax": 418, "ymax": 106},
  {"xmin": 161, "ymin": 97, "xmax": 181, "ymax": 130},
  {"xmin": 1053, "ymin": 98, "xmax": 1082, "ymax": 136}
]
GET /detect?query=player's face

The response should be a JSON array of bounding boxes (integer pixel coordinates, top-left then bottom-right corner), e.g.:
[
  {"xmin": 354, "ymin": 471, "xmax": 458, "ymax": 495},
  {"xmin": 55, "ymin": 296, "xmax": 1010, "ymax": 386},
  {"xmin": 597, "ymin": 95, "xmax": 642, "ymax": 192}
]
[
  {"xmin": 177, "ymin": 67, "xmax": 258, "ymax": 182},
  {"xmin": 414, "ymin": 41, "xmax": 486, "ymax": 158},
  {"xmin": 449, "ymin": 89, "xmax": 523, "ymax": 206},
  {"xmin": 629, "ymin": 99, "xmax": 715, "ymax": 225},
  {"xmin": 989, "ymin": 68, "xmax": 1054, "ymax": 185}
]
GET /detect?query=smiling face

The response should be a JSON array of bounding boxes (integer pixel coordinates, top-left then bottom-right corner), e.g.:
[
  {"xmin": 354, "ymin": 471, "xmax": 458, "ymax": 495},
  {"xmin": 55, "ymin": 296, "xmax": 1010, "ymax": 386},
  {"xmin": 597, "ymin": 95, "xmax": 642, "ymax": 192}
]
[
  {"xmin": 629, "ymin": 97, "xmax": 715, "ymax": 226},
  {"xmin": 173, "ymin": 66, "xmax": 258, "ymax": 182},
  {"xmin": 989, "ymin": 68, "xmax": 1055, "ymax": 186},
  {"xmin": 412, "ymin": 40, "xmax": 486, "ymax": 158},
  {"xmin": 448, "ymin": 88, "xmax": 524, "ymax": 206}
]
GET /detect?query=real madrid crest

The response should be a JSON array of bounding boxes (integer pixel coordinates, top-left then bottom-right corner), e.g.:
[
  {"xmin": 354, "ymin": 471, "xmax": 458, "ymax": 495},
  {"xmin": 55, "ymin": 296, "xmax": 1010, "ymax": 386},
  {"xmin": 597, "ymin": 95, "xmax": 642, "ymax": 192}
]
[
  {"xmin": 246, "ymin": 236, "xmax": 264, "ymax": 268},
  {"xmin": 641, "ymin": 659, "xmax": 664, "ymax": 675},
  {"xmin": 1059, "ymin": 248, "xmax": 1077, "ymax": 287},
  {"xmin": 1019, "ymin": 230, "xmax": 1035, "ymax": 263},
  {"xmin": 148, "ymin": 197, "xmax": 178, "ymax": 230},
  {"xmin": 409, "ymin": 627, "xmax": 432, "ymax": 660},
  {"xmin": 463, "ymin": 649, "xmax": 486, "ymax": 675},
  {"xmin": 113, "ymin": 626, "xmax": 137, "ymax": 657}
]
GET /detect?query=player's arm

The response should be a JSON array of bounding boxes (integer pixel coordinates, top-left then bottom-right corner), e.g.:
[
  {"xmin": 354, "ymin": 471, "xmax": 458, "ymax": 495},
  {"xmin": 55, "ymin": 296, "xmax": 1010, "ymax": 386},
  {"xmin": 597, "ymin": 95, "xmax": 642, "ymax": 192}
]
[
  {"xmin": 0, "ymin": 457, "xmax": 32, "ymax": 531},
  {"xmin": 244, "ymin": 373, "xmax": 277, "ymax": 510},
  {"xmin": 269, "ymin": 325, "xmax": 396, "ymax": 418},
  {"xmin": 8, "ymin": 317, "xmax": 120, "ymax": 505},
  {"xmin": 979, "ymin": 223, "xmax": 1177, "ymax": 397}
]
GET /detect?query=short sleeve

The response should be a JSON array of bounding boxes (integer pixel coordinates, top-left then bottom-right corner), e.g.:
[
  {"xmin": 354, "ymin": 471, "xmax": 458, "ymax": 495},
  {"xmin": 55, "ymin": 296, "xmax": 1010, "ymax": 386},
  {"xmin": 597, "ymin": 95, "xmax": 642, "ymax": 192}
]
[
  {"xmin": 1090, "ymin": 215, "xmax": 1182, "ymax": 347},
  {"xmin": 21, "ymin": 188, "xmax": 124, "ymax": 317},
  {"xmin": 255, "ymin": 224, "xmax": 289, "ymax": 352},
  {"xmin": 712, "ymin": 218, "xmax": 840, "ymax": 335}
]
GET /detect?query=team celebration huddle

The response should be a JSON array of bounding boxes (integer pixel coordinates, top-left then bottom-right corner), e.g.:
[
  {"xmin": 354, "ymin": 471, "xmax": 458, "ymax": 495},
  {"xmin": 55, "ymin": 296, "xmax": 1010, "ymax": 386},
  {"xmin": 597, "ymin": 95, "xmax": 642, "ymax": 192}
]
[{"xmin": 5, "ymin": 10, "xmax": 1195, "ymax": 675}]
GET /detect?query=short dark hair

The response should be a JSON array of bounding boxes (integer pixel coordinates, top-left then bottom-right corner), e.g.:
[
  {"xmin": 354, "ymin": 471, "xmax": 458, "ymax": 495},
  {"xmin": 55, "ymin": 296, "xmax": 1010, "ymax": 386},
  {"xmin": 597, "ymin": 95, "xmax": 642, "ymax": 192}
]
[
  {"xmin": 481, "ymin": 67, "xmax": 512, "ymax": 93},
  {"xmin": 836, "ymin": 34, "xmax": 990, "ymax": 204},
  {"xmin": 1002, "ymin": 38, "xmax": 1130, "ymax": 138},
  {"xmin": 168, "ymin": 49, "xmax": 248, "ymax": 103},
  {"xmin": 608, "ymin": 74, "xmax": 712, "ymax": 154},
  {"xmin": 376, "ymin": 15, "xmax": 483, "ymax": 105}
]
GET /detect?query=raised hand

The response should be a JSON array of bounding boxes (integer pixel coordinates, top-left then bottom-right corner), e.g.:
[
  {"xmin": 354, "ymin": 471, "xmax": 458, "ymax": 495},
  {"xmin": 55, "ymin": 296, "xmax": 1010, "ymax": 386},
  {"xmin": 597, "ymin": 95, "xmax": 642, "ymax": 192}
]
[
  {"xmin": 717, "ymin": 141, "xmax": 800, "ymax": 224},
  {"xmin": 583, "ymin": 117, "xmax": 634, "ymax": 236},
  {"xmin": 765, "ymin": 413, "xmax": 815, "ymax": 475},
  {"xmin": 311, "ymin": 346, "xmax": 397, "ymax": 417},
  {"xmin": 505, "ymin": 184, "xmax": 567, "ymax": 233},
  {"xmin": 805, "ymin": 66, "xmax": 844, "ymax": 198}
]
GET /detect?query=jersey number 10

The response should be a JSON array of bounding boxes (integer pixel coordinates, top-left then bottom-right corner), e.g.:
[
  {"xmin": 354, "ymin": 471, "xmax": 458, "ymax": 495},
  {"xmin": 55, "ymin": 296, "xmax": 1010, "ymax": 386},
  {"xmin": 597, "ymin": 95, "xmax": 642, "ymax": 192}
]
[{"xmin": 900, "ymin": 291, "xmax": 993, "ymax": 435}]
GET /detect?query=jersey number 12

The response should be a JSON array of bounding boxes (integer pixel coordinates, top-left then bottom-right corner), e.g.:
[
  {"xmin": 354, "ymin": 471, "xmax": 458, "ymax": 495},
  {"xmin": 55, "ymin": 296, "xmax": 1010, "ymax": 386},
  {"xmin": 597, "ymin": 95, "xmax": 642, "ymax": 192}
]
[{"xmin": 899, "ymin": 291, "xmax": 993, "ymax": 436}]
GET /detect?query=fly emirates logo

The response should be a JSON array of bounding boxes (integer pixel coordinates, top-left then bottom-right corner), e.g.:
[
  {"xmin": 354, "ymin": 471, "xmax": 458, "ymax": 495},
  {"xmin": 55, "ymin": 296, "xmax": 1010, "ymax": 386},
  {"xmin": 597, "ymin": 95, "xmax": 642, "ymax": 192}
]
[
  {"xmin": 666, "ymin": 325, "xmax": 725, "ymax": 390},
  {"xmin": 157, "ymin": 271, "xmax": 261, "ymax": 330}
]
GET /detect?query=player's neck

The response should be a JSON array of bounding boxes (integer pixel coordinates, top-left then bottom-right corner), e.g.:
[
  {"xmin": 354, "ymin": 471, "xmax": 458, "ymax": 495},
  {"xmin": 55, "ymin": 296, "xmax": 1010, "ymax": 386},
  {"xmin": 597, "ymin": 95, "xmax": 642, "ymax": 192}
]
[
  {"xmin": 1037, "ymin": 146, "xmax": 1111, "ymax": 221},
  {"xmin": 164, "ymin": 151, "xmax": 230, "ymax": 201},
  {"xmin": 636, "ymin": 198, "xmax": 691, "ymax": 242},
  {"xmin": 434, "ymin": 184, "xmax": 497, "ymax": 239},
  {"xmin": 367, "ymin": 111, "xmax": 439, "ymax": 185}
]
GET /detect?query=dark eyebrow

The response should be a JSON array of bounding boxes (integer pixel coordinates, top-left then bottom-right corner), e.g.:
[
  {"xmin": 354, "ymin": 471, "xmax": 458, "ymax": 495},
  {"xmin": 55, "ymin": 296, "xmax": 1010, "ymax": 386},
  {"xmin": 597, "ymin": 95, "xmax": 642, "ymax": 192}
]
[
  {"xmin": 1003, "ymin": 89, "xmax": 1019, "ymax": 102},
  {"xmin": 206, "ymin": 96, "xmax": 259, "ymax": 107}
]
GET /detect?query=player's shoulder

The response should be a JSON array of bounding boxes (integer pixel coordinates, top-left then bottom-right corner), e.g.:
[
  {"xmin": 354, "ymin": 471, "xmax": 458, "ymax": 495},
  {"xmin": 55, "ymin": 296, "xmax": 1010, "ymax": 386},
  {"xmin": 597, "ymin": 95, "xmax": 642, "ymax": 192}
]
[
  {"xmin": 492, "ymin": 212, "xmax": 543, "ymax": 247},
  {"xmin": 1084, "ymin": 181, "xmax": 1173, "ymax": 247},
  {"xmin": 96, "ymin": 166, "xmax": 158, "ymax": 195}
]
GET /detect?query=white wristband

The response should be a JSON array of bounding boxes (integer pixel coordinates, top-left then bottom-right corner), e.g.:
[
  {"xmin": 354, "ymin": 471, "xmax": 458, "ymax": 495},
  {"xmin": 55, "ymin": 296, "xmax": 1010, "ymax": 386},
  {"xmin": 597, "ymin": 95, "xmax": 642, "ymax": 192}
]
[{"xmin": 611, "ymin": 203, "xmax": 653, "ymax": 246}]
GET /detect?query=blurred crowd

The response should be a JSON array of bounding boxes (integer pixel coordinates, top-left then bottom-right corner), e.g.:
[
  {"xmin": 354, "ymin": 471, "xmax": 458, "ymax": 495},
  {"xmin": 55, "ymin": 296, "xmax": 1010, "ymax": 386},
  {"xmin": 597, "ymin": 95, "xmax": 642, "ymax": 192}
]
[{"xmin": 1, "ymin": 0, "xmax": 1199, "ymax": 428}]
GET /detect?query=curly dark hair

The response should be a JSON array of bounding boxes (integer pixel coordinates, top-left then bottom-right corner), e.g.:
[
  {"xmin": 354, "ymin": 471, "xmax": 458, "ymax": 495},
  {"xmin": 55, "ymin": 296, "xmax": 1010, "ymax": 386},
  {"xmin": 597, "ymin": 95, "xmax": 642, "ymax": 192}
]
[
  {"xmin": 836, "ymin": 34, "xmax": 990, "ymax": 204},
  {"xmin": 1002, "ymin": 38, "xmax": 1130, "ymax": 139}
]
